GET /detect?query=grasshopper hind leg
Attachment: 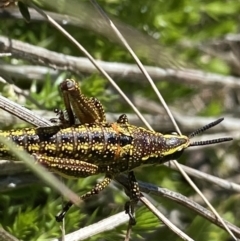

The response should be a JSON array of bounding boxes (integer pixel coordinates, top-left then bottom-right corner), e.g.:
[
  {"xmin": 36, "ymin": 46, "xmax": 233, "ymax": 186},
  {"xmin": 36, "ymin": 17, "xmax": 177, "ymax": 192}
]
[{"xmin": 33, "ymin": 154, "xmax": 113, "ymax": 221}]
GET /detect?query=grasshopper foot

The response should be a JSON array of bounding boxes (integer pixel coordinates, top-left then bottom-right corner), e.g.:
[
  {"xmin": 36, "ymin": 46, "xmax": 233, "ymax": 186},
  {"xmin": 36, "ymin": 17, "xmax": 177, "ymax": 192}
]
[
  {"xmin": 55, "ymin": 201, "xmax": 73, "ymax": 222},
  {"xmin": 125, "ymin": 200, "xmax": 137, "ymax": 226}
]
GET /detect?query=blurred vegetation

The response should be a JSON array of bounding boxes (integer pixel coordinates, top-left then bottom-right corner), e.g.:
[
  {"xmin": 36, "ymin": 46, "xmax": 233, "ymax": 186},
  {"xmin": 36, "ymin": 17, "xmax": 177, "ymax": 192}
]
[{"xmin": 0, "ymin": 0, "xmax": 240, "ymax": 240}]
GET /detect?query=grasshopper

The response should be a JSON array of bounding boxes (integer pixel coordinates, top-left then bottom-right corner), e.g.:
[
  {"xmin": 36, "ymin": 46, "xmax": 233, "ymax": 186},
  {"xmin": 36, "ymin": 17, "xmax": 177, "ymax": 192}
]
[{"xmin": 0, "ymin": 79, "xmax": 232, "ymax": 223}]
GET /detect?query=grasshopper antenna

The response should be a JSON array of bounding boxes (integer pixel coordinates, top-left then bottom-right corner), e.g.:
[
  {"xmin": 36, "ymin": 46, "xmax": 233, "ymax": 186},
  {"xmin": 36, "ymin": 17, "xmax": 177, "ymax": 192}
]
[{"xmin": 189, "ymin": 118, "xmax": 233, "ymax": 147}]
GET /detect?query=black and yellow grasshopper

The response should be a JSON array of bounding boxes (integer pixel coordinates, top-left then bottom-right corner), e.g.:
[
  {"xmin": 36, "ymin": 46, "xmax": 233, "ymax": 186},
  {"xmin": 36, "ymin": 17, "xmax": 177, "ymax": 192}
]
[{"xmin": 0, "ymin": 79, "xmax": 232, "ymax": 222}]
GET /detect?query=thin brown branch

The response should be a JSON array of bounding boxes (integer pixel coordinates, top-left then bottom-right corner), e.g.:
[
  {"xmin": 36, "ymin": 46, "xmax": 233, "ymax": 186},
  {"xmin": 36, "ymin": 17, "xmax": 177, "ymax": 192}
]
[
  {"xmin": 0, "ymin": 63, "xmax": 59, "ymax": 81},
  {"xmin": 1, "ymin": 36, "xmax": 240, "ymax": 89},
  {"xmin": 0, "ymin": 228, "xmax": 19, "ymax": 241},
  {"xmin": 51, "ymin": 212, "xmax": 129, "ymax": 241},
  {"xmin": 0, "ymin": 105, "xmax": 238, "ymax": 135},
  {"xmin": 0, "ymin": 95, "xmax": 51, "ymax": 127},
  {"xmin": 0, "ymin": 6, "xmax": 180, "ymax": 68},
  {"xmin": 166, "ymin": 163, "xmax": 240, "ymax": 193},
  {"xmin": 116, "ymin": 174, "xmax": 240, "ymax": 238}
]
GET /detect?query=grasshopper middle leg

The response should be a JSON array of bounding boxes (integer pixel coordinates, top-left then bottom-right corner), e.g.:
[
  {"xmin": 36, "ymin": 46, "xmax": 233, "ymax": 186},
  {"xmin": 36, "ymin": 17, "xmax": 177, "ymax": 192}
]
[{"xmin": 124, "ymin": 171, "xmax": 141, "ymax": 225}]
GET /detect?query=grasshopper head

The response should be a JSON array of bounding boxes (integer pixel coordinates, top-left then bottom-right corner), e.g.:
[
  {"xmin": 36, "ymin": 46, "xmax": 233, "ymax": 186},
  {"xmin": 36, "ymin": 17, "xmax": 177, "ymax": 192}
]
[
  {"xmin": 161, "ymin": 118, "xmax": 232, "ymax": 157},
  {"xmin": 161, "ymin": 134, "xmax": 190, "ymax": 156}
]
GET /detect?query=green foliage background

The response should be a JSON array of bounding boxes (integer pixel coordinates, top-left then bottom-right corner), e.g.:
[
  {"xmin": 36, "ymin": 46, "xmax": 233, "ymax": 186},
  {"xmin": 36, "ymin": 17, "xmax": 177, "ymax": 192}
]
[{"xmin": 0, "ymin": 0, "xmax": 240, "ymax": 240}]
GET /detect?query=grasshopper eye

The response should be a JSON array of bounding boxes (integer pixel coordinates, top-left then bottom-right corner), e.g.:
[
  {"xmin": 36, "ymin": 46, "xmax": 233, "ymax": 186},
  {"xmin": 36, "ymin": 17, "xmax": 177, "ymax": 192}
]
[
  {"xmin": 166, "ymin": 138, "xmax": 176, "ymax": 146},
  {"xmin": 165, "ymin": 136, "xmax": 184, "ymax": 147}
]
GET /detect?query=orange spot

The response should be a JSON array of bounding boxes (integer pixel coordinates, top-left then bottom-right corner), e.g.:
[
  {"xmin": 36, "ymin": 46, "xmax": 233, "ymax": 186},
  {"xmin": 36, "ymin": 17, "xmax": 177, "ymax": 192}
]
[
  {"xmin": 111, "ymin": 123, "xmax": 122, "ymax": 160},
  {"xmin": 111, "ymin": 123, "xmax": 120, "ymax": 134},
  {"xmin": 114, "ymin": 144, "xmax": 121, "ymax": 160}
]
